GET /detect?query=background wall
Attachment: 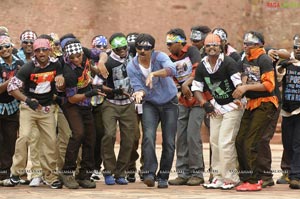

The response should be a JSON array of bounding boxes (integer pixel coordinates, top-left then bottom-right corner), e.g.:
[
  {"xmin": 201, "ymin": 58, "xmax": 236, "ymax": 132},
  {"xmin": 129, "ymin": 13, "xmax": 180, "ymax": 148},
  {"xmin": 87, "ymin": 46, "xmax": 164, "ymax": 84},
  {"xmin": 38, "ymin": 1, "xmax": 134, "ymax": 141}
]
[{"xmin": 1, "ymin": 0, "xmax": 299, "ymax": 53}]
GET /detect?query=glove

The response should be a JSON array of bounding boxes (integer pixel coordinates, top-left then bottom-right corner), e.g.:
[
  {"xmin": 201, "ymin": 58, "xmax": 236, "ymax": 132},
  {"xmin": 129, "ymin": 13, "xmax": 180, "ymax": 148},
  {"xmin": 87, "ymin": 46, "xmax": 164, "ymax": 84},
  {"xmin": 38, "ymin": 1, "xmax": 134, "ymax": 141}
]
[
  {"xmin": 203, "ymin": 102, "xmax": 214, "ymax": 114},
  {"xmin": 25, "ymin": 98, "xmax": 39, "ymax": 110},
  {"xmin": 84, "ymin": 88, "xmax": 99, "ymax": 98},
  {"xmin": 112, "ymin": 88, "xmax": 124, "ymax": 95}
]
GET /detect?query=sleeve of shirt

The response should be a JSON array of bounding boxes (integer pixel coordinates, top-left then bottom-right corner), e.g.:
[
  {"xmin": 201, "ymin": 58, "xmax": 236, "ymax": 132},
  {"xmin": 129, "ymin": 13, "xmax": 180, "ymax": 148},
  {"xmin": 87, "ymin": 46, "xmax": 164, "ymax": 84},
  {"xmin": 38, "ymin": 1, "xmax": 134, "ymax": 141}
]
[
  {"xmin": 126, "ymin": 60, "xmax": 145, "ymax": 93},
  {"xmin": 63, "ymin": 64, "xmax": 78, "ymax": 97},
  {"xmin": 157, "ymin": 52, "xmax": 177, "ymax": 76},
  {"xmin": 187, "ymin": 46, "xmax": 201, "ymax": 76},
  {"xmin": 7, "ymin": 76, "xmax": 23, "ymax": 93},
  {"xmin": 191, "ymin": 63, "xmax": 204, "ymax": 92},
  {"xmin": 191, "ymin": 79, "xmax": 204, "ymax": 92},
  {"xmin": 261, "ymin": 70, "xmax": 276, "ymax": 93},
  {"xmin": 258, "ymin": 54, "xmax": 276, "ymax": 93}
]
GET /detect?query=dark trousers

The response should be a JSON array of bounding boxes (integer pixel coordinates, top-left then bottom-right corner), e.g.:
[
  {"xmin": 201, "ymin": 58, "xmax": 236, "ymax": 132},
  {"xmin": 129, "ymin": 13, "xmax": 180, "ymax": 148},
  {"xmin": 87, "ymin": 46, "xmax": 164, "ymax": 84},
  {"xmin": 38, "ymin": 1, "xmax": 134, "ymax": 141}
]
[
  {"xmin": 127, "ymin": 114, "xmax": 143, "ymax": 174},
  {"xmin": 0, "ymin": 111, "xmax": 19, "ymax": 180},
  {"xmin": 62, "ymin": 103, "xmax": 96, "ymax": 180},
  {"xmin": 101, "ymin": 101, "xmax": 136, "ymax": 178},
  {"xmin": 92, "ymin": 104, "xmax": 105, "ymax": 171},
  {"xmin": 257, "ymin": 106, "xmax": 281, "ymax": 180},
  {"xmin": 282, "ymin": 114, "xmax": 300, "ymax": 180},
  {"xmin": 236, "ymin": 102, "xmax": 277, "ymax": 183}
]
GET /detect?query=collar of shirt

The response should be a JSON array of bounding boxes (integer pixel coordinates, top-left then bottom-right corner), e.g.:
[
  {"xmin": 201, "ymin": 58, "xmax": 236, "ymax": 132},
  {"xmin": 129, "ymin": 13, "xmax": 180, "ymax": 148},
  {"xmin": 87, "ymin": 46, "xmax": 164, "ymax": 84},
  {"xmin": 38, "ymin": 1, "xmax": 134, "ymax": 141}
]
[
  {"xmin": 110, "ymin": 50, "xmax": 128, "ymax": 63},
  {"xmin": 202, "ymin": 53, "xmax": 224, "ymax": 74},
  {"xmin": 32, "ymin": 56, "xmax": 57, "ymax": 68},
  {"xmin": 0, "ymin": 54, "xmax": 20, "ymax": 69}
]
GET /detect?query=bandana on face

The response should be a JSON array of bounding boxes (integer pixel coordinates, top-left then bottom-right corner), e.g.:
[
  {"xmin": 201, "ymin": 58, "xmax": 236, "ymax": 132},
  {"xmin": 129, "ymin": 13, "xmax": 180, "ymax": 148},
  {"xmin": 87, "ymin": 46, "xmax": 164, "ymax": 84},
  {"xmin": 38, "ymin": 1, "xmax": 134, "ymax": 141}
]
[
  {"xmin": 213, "ymin": 29, "xmax": 227, "ymax": 41},
  {"xmin": 20, "ymin": 31, "xmax": 37, "ymax": 42},
  {"xmin": 0, "ymin": 35, "xmax": 12, "ymax": 46},
  {"xmin": 294, "ymin": 36, "xmax": 300, "ymax": 46},
  {"xmin": 64, "ymin": 43, "xmax": 83, "ymax": 57},
  {"xmin": 190, "ymin": 30, "xmax": 204, "ymax": 40},
  {"xmin": 137, "ymin": 41, "xmax": 152, "ymax": 47},
  {"xmin": 110, "ymin": 36, "xmax": 127, "ymax": 49},
  {"xmin": 166, "ymin": 34, "xmax": 186, "ymax": 43},
  {"xmin": 244, "ymin": 33, "xmax": 261, "ymax": 44},
  {"xmin": 204, "ymin": 33, "xmax": 221, "ymax": 45},
  {"xmin": 0, "ymin": 26, "xmax": 9, "ymax": 35},
  {"xmin": 33, "ymin": 38, "xmax": 50, "ymax": 51},
  {"xmin": 127, "ymin": 34, "xmax": 138, "ymax": 43},
  {"xmin": 92, "ymin": 35, "xmax": 108, "ymax": 47}
]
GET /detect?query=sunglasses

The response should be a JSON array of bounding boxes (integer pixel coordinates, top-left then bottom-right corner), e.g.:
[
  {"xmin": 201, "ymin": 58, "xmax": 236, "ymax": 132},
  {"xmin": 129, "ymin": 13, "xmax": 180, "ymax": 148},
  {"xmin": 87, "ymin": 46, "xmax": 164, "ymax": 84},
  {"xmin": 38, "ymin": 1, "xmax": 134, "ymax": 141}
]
[
  {"xmin": 114, "ymin": 46, "xmax": 127, "ymax": 52},
  {"xmin": 243, "ymin": 42, "xmax": 256, "ymax": 47},
  {"xmin": 293, "ymin": 45, "xmax": 300, "ymax": 50},
  {"xmin": 205, "ymin": 44, "xmax": 220, "ymax": 48},
  {"xmin": 54, "ymin": 41, "xmax": 60, "ymax": 46},
  {"xmin": 136, "ymin": 45, "xmax": 152, "ymax": 51},
  {"xmin": 22, "ymin": 40, "xmax": 34, "ymax": 45},
  {"xmin": 34, "ymin": 48, "xmax": 49, "ymax": 53},
  {"xmin": 191, "ymin": 39, "xmax": 201, "ymax": 43},
  {"xmin": 166, "ymin": 42, "xmax": 177, "ymax": 47},
  {"xmin": 0, "ymin": 44, "xmax": 12, "ymax": 51},
  {"xmin": 96, "ymin": 44, "xmax": 107, "ymax": 48}
]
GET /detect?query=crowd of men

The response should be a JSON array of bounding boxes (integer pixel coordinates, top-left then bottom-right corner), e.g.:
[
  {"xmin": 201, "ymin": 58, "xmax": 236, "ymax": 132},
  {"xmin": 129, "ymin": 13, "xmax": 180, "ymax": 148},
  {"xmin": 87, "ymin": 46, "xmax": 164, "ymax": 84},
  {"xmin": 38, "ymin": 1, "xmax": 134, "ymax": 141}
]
[{"xmin": 0, "ymin": 25, "xmax": 300, "ymax": 191}]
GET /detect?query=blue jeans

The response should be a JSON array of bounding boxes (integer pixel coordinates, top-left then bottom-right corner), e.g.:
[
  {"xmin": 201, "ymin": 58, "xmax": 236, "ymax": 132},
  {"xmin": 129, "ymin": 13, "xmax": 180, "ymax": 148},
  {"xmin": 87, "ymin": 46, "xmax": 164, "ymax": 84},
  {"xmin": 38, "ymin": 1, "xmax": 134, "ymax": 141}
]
[{"xmin": 142, "ymin": 96, "xmax": 178, "ymax": 180}]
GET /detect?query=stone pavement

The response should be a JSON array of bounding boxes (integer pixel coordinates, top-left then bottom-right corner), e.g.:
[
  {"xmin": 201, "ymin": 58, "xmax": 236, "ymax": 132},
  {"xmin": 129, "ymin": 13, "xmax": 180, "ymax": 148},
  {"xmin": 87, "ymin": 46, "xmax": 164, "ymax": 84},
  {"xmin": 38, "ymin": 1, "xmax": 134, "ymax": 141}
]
[{"xmin": 0, "ymin": 143, "xmax": 298, "ymax": 199}]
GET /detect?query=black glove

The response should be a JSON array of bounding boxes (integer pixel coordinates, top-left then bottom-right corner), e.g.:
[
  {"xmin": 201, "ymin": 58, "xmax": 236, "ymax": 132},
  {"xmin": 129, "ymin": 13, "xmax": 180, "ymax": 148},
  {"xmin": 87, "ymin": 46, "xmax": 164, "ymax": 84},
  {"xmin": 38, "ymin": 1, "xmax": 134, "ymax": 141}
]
[
  {"xmin": 112, "ymin": 88, "xmax": 124, "ymax": 95},
  {"xmin": 25, "ymin": 98, "xmax": 39, "ymax": 110},
  {"xmin": 203, "ymin": 102, "xmax": 214, "ymax": 114},
  {"xmin": 84, "ymin": 88, "xmax": 99, "ymax": 98},
  {"xmin": 280, "ymin": 60, "xmax": 290, "ymax": 68}
]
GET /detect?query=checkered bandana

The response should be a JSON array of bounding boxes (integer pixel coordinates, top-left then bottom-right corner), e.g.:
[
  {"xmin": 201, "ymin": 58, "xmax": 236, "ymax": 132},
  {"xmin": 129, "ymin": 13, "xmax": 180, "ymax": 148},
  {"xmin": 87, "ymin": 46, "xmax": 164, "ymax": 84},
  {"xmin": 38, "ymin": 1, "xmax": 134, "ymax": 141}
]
[
  {"xmin": 64, "ymin": 42, "xmax": 83, "ymax": 57},
  {"xmin": 127, "ymin": 34, "xmax": 138, "ymax": 43},
  {"xmin": 20, "ymin": 31, "xmax": 37, "ymax": 42}
]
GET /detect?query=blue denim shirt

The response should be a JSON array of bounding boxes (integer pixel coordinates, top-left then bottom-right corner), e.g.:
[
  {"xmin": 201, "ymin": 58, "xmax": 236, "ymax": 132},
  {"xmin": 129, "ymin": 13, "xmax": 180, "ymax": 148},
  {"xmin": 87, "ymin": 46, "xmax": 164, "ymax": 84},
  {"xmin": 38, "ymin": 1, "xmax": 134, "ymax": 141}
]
[{"xmin": 127, "ymin": 51, "xmax": 177, "ymax": 105}]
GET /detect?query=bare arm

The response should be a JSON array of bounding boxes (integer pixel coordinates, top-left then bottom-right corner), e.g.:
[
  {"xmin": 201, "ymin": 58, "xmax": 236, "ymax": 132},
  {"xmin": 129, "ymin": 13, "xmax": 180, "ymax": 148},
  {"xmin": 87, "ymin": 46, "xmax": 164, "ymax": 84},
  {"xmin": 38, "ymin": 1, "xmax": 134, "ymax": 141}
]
[{"xmin": 97, "ymin": 52, "xmax": 109, "ymax": 78}]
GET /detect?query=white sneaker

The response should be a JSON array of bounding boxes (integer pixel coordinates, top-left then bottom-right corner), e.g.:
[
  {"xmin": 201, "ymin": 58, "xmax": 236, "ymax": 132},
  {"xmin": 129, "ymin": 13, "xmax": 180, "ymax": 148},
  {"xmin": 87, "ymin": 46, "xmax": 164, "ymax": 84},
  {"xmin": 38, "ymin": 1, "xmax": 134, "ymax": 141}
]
[
  {"xmin": 1, "ymin": 179, "xmax": 15, "ymax": 187},
  {"xmin": 29, "ymin": 177, "xmax": 42, "ymax": 187},
  {"xmin": 203, "ymin": 178, "xmax": 224, "ymax": 189},
  {"xmin": 90, "ymin": 170, "xmax": 101, "ymax": 181},
  {"xmin": 221, "ymin": 182, "xmax": 236, "ymax": 190}
]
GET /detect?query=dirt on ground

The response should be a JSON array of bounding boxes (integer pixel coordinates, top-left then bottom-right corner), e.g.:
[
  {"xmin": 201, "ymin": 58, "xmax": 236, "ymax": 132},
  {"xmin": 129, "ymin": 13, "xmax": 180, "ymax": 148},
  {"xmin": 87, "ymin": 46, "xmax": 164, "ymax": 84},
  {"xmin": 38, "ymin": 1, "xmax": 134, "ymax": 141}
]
[{"xmin": 1, "ymin": 0, "xmax": 299, "ymax": 52}]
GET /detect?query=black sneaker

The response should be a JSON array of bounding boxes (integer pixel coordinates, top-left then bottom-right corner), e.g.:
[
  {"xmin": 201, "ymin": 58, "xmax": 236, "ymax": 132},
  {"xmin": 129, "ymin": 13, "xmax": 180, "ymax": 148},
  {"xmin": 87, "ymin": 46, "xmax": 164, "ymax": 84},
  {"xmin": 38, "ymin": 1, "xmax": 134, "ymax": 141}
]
[
  {"xmin": 10, "ymin": 175, "xmax": 21, "ymax": 185},
  {"xmin": 50, "ymin": 180, "xmax": 63, "ymax": 189},
  {"xmin": 126, "ymin": 173, "xmax": 136, "ymax": 183},
  {"xmin": 59, "ymin": 174, "xmax": 79, "ymax": 189},
  {"xmin": 77, "ymin": 179, "xmax": 96, "ymax": 188},
  {"xmin": 157, "ymin": 178, "xmax": 168, "ymax": 188}
]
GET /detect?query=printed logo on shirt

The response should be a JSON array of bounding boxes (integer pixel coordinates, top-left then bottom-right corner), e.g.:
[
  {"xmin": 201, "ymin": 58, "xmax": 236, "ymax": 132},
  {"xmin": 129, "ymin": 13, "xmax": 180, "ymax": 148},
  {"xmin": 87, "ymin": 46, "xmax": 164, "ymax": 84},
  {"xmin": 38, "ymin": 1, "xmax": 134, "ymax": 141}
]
[
  {"xmin": 30, "ymin": 71, "xmax": 56, "ymax": 94},
  {"xmin": 174, "ymin": 57, "xmax": 192, "ymax": 83}
]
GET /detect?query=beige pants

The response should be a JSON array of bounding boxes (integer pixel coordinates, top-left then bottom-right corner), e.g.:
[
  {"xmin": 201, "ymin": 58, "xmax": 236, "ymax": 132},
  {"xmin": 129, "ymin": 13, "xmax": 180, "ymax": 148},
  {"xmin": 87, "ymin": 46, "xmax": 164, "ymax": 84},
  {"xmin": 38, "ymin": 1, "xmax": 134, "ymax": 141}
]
[
  {"xmin": 210, "ymin": 109, "xmax": 244, "ymax": 183},
  {"xmin": 11, "ymin": 104, "xmax": 58, "ymax": 184}
]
